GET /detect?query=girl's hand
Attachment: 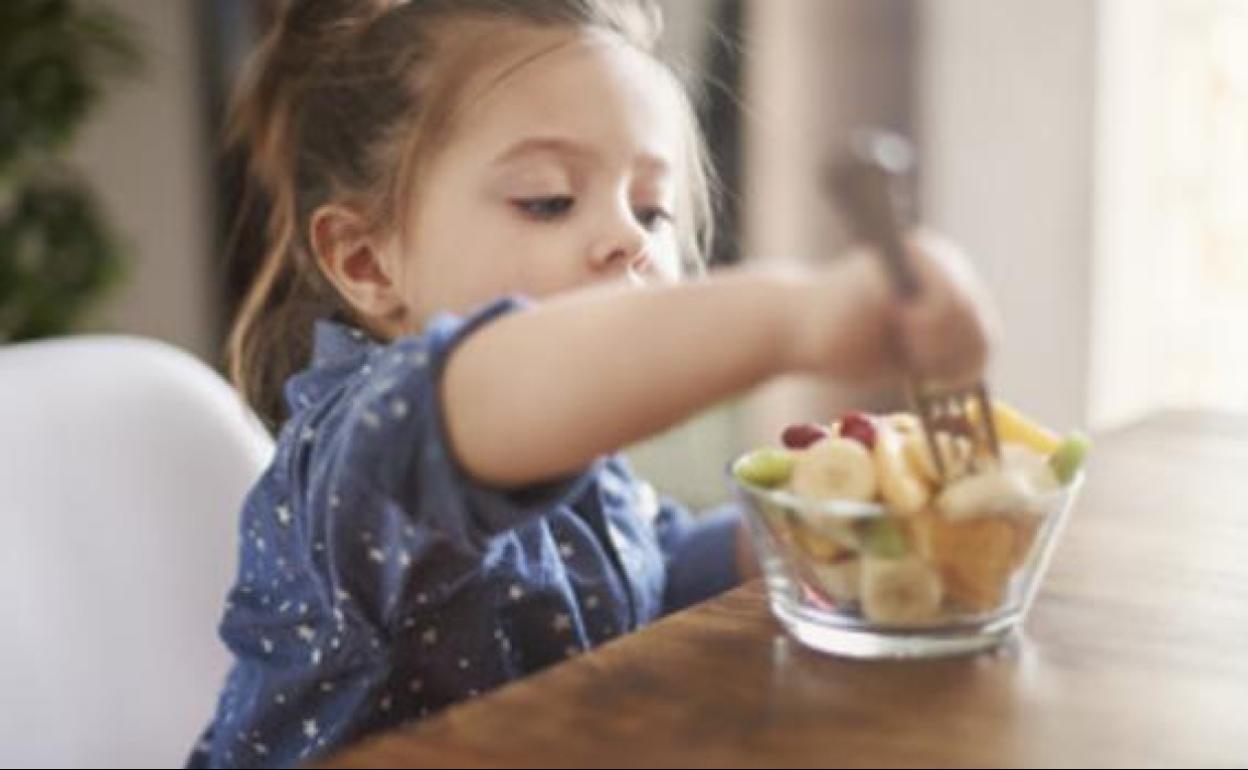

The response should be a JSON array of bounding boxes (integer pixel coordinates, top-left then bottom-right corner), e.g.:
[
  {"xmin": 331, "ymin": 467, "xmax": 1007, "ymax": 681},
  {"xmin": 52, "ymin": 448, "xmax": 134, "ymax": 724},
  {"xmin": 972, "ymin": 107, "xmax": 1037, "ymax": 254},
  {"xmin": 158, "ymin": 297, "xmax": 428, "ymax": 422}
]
[{"xmin": 789, "ymin": 231, "xmax": 999, "ymax": 385}]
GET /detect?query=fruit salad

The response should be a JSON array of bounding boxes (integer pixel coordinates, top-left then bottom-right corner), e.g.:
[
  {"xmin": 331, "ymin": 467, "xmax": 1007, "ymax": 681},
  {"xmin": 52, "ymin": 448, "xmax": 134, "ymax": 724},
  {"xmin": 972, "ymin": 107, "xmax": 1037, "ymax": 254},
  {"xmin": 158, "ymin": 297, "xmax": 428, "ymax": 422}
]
[{"xmin": 732, "ymin": 402, "xmax": 1089, "ymax": 627}]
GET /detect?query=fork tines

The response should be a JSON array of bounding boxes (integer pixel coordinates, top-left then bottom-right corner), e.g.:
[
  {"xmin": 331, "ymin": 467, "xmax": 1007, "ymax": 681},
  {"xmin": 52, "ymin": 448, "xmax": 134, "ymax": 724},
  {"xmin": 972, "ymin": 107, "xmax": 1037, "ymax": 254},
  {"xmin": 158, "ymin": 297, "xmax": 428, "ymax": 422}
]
[{"xmin": 909, "ymin": 380, "xmax": 1001, "ymax": 481}]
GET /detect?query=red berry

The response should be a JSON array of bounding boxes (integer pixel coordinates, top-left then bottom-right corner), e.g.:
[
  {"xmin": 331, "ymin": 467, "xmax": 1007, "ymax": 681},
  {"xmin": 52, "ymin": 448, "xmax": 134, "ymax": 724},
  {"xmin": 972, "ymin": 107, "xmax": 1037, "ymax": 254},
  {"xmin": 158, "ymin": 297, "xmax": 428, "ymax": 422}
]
[
  {"xmin": 781, "ymin": 422, "xmax": 829, "ymax": 449},
  {"xmin": 838, "ymin": 411, "xmax": 878, "ymax": 449}
]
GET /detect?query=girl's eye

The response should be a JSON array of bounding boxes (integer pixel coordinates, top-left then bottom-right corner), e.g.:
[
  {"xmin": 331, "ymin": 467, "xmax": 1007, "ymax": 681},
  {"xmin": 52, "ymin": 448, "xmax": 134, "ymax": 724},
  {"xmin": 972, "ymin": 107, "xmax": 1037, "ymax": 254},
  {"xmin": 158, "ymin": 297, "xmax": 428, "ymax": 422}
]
[
  {"xmin": 513, "ymin": 196, "xmax": 574, "ymax": 220},
  {"xmin": 635, "ymin": 206, "xmax": 673, "ymax": 232}
]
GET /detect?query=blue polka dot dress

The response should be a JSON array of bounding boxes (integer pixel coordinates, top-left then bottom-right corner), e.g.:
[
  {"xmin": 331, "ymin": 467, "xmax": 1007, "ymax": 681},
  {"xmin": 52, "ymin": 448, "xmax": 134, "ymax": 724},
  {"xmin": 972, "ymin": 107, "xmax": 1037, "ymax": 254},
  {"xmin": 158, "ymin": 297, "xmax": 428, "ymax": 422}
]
[{"xmin": 187, "ymin": 296, "xmax": 742, "ymax": 768}]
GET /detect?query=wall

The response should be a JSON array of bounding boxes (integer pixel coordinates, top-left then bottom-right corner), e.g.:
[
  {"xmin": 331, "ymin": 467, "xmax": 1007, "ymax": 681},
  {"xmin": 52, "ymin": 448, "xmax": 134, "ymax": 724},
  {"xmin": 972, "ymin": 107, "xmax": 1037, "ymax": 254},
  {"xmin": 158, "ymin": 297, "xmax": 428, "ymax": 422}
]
[
  {"xmin": 917, "ymin": 0, "xmax": 1096, "ymax": 431},
  {"xmin": 72, "ymin": 0, "xmax": 216, "ymax": 362}
]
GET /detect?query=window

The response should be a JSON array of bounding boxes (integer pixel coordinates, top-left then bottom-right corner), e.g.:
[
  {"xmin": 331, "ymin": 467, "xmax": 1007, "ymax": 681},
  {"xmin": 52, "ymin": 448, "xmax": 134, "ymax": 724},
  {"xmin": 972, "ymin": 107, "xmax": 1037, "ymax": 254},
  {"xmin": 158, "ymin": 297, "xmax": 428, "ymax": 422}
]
[{"xmin": 1092, "ymin": 0, "xmax": 1248, "ymax": 427}]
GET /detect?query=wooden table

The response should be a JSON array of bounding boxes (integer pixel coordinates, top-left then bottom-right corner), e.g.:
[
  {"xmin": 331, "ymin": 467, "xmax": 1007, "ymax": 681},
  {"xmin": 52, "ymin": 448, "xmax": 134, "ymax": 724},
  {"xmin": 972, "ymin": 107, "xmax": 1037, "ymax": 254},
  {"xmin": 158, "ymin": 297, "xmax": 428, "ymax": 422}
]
[{"xmin": 319, "ymin": 412, "xmax": 1248, "ymax": 767}]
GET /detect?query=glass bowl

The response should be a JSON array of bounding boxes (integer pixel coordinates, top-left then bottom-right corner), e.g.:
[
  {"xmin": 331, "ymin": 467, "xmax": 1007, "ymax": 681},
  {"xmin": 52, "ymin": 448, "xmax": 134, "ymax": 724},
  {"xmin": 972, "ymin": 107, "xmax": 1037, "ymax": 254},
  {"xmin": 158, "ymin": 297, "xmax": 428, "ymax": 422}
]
[{"xmin": 729, "ymin": 455, "xmax": 1083, "ymax": 659}]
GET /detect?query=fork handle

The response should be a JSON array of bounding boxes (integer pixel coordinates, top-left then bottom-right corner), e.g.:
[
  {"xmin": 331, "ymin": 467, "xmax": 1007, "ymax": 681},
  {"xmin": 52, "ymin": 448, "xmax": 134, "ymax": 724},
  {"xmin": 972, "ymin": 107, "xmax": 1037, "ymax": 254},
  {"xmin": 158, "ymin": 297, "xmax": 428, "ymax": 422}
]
[{"xmin": 826, "ymin": 130, "xmax": 920, "ymax": 300}]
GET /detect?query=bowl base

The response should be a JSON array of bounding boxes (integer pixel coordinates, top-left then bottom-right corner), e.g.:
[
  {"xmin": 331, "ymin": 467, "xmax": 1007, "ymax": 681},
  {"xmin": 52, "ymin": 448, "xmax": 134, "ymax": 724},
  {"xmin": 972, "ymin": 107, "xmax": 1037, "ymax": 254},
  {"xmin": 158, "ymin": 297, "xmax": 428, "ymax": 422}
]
[{"xmin": 770, "ymin": 591, "xmax": 1021, "ymax": 659}]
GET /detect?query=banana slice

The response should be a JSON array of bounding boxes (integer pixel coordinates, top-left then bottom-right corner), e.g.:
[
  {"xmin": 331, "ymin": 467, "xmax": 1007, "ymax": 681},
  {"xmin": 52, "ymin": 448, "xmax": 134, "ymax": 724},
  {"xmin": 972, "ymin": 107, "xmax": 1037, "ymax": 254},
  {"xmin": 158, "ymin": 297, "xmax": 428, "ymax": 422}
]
[
  {"xmin": 936, "ymin": 468, "xmax": 1038, "ymax": 521},
  {"xmin": 888, "ymin": 414, "xmax": 938, "ymax": 483},
  {"xmin": 789, "ymin": 437, "xmax": 878, "ymax": 502},
  {"xmin": 873, "ymin": 424, "xmax": 932, "ymax": 516},
  {"xmin": 901, "ymin": 431, "xmax": 939, "ymax": 484},
  {"xmin": 861, "ymin": 556, "xmax": 944, "ymax": 625},
  {"xmin": 887, "ymin": 414, "xmax": 942, "ymax": 478},
  {"xmin": 886, "ymin": 412, "xmax": 923, "ymax": 433},
  {"xmin": 811, "ymin": 558, "xmax": 862, "ymax": 603},
  {"xmin": 1000, "ymin": 442, "xmax": 1061, "ymax": 495}
]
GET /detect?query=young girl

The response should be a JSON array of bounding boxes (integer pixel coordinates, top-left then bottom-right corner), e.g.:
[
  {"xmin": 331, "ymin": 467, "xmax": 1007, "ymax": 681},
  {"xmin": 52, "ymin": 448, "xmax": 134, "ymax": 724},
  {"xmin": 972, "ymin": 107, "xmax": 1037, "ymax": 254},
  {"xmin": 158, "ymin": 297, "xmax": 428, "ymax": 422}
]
[{"xmin": 190, "ymin": 0, "xmax": 995, "ymax": 766}]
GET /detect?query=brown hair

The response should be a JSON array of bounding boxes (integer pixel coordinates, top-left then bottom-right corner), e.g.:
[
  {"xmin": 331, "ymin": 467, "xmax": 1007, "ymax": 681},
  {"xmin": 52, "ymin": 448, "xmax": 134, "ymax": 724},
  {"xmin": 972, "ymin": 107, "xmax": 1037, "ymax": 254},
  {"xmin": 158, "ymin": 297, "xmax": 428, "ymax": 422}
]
[{"xmin": 225, "ymin": 0, "xmax": 716, "ymax": 430}]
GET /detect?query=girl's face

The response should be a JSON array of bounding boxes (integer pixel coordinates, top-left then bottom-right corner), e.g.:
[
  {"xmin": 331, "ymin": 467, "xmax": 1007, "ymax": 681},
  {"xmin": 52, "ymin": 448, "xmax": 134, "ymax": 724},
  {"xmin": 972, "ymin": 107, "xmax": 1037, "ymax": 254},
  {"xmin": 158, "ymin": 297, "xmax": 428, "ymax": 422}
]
[{"xmin": 389, "ymin": 28, "xmax": 688, "ymax": 327}]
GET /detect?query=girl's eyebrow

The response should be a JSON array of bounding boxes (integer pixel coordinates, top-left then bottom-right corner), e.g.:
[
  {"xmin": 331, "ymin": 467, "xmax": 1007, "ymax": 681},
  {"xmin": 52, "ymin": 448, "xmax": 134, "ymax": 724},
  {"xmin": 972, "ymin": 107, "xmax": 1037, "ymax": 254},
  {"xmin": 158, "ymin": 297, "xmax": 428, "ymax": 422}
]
[{"xmin": 490, "ymin": 137, "xmax": 672, "ymax": 175}]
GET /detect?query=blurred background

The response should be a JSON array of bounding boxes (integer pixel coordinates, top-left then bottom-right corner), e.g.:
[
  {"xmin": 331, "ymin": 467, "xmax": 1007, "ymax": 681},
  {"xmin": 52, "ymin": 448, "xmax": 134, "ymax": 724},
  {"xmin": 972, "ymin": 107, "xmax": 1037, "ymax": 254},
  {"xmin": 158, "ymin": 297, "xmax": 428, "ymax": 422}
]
[
  {"xmin": 5, "ymin": 0, "xmax": 1248, "ymax": 502},
  {"xmin": 3, "ymin": 1, "xmax": 1248, "ymax": 766}
]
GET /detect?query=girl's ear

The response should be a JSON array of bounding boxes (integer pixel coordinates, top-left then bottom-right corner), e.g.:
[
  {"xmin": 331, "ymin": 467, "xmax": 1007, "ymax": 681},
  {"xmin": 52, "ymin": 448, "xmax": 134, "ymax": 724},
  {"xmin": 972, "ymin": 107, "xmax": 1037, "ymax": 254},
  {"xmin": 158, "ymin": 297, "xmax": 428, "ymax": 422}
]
[{"xmin": 310, "ymin": 205, "xmax": 408, "ymax": 327}]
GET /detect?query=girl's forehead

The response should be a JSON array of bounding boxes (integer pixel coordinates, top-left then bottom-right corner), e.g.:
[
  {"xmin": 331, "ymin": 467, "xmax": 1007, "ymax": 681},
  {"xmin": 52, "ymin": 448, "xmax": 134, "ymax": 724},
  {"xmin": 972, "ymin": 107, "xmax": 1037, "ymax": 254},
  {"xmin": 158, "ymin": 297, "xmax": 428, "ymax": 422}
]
[{"xmin": 450, "ymin": 28, "xmax": 685, "ymax": 167}]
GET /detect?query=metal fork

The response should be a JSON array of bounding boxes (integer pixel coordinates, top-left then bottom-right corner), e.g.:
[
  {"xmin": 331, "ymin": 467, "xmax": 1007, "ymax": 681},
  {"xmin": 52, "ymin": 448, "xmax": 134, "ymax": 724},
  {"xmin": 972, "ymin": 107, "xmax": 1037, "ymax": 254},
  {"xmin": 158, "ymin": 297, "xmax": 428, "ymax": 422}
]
[{"xmin": 826, "ymin": 130, "xmax": 1000, "ymax": 481}]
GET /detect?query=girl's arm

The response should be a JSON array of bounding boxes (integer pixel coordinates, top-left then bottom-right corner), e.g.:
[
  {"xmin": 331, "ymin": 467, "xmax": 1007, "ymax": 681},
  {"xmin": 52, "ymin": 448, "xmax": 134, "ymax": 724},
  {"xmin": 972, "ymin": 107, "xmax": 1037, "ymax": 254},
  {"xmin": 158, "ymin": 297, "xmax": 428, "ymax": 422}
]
[
  {"xmin": 443, "ymin": 257, "xmax": 886, "ymax": 487},
  {"xmin": 444, "ymin": 235, "xmax": 993, "ymax": 488}
]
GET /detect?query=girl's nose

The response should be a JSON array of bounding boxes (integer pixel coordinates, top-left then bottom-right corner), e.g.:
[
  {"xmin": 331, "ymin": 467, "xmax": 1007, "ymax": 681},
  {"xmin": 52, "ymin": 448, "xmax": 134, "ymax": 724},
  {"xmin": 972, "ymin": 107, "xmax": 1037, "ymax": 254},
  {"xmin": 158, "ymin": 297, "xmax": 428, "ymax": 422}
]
[{"xmin": 588, "ymin": 209, "xmax": 649, "ymax": 276}]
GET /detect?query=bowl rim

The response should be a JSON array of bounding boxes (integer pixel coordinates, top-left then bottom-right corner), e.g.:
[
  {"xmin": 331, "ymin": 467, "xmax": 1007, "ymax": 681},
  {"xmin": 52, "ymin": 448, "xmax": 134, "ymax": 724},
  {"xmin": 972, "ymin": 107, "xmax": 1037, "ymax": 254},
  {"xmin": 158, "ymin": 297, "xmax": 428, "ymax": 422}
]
[{"xmin": 727, "ymin": 453, "xmax": 1085, "ymax": 521}]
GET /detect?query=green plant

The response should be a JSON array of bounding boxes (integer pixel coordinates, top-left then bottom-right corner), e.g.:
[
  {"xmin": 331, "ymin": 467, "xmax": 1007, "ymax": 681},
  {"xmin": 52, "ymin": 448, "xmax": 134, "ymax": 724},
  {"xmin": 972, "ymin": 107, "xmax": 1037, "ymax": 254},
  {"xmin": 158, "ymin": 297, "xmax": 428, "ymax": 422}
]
[{"xmin": 0, "ymin": 0, "xmax": 141, "ymax": 342}]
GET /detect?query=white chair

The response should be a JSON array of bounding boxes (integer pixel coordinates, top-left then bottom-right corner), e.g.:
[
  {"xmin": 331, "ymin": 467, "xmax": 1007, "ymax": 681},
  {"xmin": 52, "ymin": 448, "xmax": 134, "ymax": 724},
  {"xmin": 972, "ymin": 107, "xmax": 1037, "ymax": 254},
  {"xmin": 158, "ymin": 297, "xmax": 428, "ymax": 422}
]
[{"xmin": 0, "ymin": 336, "xmax": 274, "ymax": 768}]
